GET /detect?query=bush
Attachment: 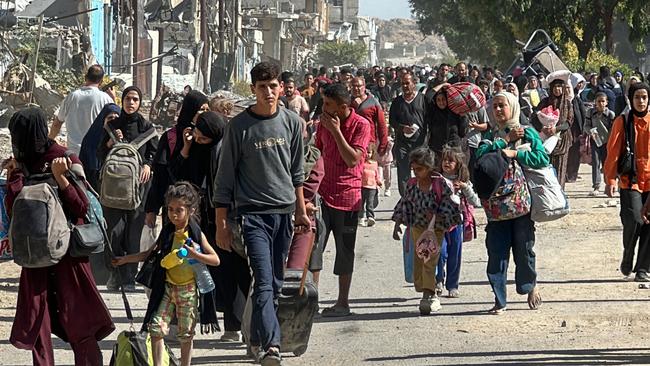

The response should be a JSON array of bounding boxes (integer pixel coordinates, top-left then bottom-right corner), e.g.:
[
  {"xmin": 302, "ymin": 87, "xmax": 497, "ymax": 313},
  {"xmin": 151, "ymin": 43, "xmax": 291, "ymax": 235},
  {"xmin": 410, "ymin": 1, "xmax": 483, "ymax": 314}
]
[
  {"xmin": 317, "ymin": 41, "xmax": 368, "ymax": 67},
  {"xmin": 564, "ymin": 46, "xmax": 634, "ymax": 76},
  {"xmin": 232, "ymin": 80, "xmax": 252, "ymax": 97}
]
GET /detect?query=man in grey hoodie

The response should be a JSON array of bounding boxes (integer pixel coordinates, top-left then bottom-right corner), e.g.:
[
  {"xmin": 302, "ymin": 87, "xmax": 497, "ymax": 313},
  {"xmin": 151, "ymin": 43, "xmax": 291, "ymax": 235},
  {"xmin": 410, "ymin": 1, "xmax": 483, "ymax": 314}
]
[{"xmin": 214, "ymin": 61, "xmax": 310, "ymax": 365}]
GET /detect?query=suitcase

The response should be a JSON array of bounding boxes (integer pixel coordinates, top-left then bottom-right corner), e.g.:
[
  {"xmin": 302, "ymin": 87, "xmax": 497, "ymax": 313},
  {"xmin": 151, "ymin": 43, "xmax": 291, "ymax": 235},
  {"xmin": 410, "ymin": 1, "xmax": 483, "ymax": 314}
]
[
  {"xmin": 242, "ymin": 229, "xmax": 319, "ymax": 357},
  {"xmin": 278, "ymin": 269, "xmax": 319, "ymax": 356}
]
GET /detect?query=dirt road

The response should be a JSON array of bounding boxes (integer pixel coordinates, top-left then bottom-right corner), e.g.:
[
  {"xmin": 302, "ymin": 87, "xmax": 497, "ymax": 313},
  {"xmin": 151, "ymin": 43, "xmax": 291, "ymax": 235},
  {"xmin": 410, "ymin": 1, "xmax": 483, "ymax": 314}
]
[{"xmin": 2, "ymin": 165, "xmax": 650, "ymax": 365}]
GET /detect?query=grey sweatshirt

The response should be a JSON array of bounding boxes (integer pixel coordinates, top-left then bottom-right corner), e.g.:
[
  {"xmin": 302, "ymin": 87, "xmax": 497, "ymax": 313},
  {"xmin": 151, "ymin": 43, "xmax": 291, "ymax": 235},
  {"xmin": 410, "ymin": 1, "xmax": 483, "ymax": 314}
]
[{"xmin": 213, "ymin": 107, "xmax": 304, "ymax": 214}]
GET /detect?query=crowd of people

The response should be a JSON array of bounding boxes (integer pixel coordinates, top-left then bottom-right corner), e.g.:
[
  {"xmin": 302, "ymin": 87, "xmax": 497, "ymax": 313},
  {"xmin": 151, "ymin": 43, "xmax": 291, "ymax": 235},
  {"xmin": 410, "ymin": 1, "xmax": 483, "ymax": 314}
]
[{"xmin": 2, "ymin": 58, "xmax": 650, "ymax": 366}]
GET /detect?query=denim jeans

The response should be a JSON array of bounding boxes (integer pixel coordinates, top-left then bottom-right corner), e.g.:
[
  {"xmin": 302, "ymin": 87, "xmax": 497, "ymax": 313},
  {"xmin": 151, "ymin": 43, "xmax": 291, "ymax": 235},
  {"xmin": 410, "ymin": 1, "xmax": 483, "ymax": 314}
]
[
  {"xmin": 436, "ymin": 225, "xmax": 464, "ymax": 291},
  {"xmin": 241, "ymin": 213, "xmax": 292, "ymax": 350},
  {"xmin": 485, "ymin": 214, "xmax": 537, "ymax": 308}
]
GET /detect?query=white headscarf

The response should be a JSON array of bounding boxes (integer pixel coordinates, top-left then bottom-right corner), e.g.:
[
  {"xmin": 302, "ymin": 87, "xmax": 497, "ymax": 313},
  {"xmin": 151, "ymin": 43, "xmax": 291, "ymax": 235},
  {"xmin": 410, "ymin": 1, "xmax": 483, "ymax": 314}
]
[{"xmin": 494, "ymin": 91, "xmax": 520, "ymax": 130}]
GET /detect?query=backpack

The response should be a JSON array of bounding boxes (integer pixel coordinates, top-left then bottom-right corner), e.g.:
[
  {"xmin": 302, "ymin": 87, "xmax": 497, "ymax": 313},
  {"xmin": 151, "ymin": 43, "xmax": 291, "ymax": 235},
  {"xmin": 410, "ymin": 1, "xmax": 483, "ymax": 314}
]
[
  {"xmin": 109, "ymin": 284, "xmax": 179, "ymax": 366},
  {"xmin": 100, "ymin": 126, "xmax": 158, "ymax": 210},
  {"xmin": 9, "ymin": 172, "xmax": 70, "ymax": 268},
  {"xmin": 445, "ymin": 82, "xmax": 486, "ymax": 116},
  {"xmin": 461, "ymin": 195, "xmax": 476, "ymax": 242}
]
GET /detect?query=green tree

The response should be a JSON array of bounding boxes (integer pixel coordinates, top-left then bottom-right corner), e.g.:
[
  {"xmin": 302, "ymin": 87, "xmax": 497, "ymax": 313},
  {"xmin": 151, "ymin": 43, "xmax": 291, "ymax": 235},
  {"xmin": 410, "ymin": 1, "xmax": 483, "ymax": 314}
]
[
  {"xmin": 408, "ymin": 0, "xmax": 650, "ymax": 68},
  {"xmin": 317, "ymin": 41, "xmax": 368, "ymax": 67}
]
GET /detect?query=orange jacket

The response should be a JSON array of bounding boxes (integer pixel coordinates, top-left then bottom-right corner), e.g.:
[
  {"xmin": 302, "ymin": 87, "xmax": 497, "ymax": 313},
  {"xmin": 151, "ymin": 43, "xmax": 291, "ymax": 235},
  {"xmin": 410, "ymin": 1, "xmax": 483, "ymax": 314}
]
[{"xmin": 604, "ymin": 113, "xmax": 650, "ymax": 191}]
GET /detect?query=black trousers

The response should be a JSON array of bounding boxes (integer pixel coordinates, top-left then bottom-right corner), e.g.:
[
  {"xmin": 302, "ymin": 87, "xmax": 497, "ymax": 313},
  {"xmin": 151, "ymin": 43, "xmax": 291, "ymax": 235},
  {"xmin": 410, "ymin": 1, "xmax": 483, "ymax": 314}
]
[{"xmin": 619, "ymin": 189, "xmax": 650, "ymax": 274}]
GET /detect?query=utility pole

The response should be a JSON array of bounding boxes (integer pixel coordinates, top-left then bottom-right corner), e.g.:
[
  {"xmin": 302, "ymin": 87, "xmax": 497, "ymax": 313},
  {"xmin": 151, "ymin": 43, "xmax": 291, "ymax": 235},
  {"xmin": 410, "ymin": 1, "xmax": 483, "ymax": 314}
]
[
  {"xmin": 157, "ymin": 27, "xmax": 164, "ymax": 95},
  {"xmin": 200, "ymin": 0, "xmax": 209, "ymax": 93},
  {"xmin": 218, "ymin": 0, "xmax": 225, "ymax": 54},
  {"xmin": 132, "ymin": 0, "xmax": 139, "ymax": 88}
]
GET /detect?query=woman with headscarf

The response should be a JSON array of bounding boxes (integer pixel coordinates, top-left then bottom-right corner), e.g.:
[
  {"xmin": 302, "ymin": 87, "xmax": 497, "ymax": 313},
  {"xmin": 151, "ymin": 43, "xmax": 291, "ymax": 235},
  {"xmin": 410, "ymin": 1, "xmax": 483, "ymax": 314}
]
[
  {"xmin": 198, "ymin": 111, "xmax": 253, "ymax": 342},
  {"xmin": 98, "ymin": 86, "xmax": 159, "ymax": 291},
  {"xmin": 4, "ymin": 108, "xmax": 114, "ymax": 365},
  {"xmin": 474, "ymin": 92, "xmax": 549, "ymax": 314},
  {"xmin": 426, "ymin": 87, "xmax": 466, "ymax": 161},
  {"xmin": 506, "ymin": 82, "xmax": 532, "ymax": 122},
  {"xmin": 79, "ymin": 103, "xmax": 120, "ymax": 190},
  {"xmin": 144, "ymin": 90, "xmax": 209, "ymax": 228},
  {"xmin": 606, "ymin": 83, "xmax": 650, "ymax": 282},
  {"xmin": 532, "ymin": 77, "xmax": 574, "ymax": 188}
]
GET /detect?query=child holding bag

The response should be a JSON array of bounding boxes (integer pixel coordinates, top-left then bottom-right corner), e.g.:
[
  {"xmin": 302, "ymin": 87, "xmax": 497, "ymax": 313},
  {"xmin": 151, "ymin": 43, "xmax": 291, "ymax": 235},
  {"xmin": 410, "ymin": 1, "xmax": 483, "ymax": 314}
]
[
  {"xmin": 392, "ymin": 148, "xmax": 462, "ymax": 315},
  {"xmin": 436, "ymin": 148, "xmax": 480, "ymax": 298},
  {"xmin": 113, "ymin": 182, "xmax": 220, "ymax": 366}
]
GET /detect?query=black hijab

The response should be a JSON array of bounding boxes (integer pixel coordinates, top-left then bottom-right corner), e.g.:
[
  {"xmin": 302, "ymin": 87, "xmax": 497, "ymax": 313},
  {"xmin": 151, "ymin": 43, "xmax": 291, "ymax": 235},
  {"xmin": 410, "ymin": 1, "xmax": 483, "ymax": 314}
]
[
  {"xmin": 110, "ymin": 86, "xmax": 147, "ymax": 140},
  {"xmin": 195, "ymin": 111, "xmax": 227, "ymax": 147},
  {"xmin": 177, "ymin": 90, "xmax": 209, "ymax": 130},
  {"xmin": 182, "ymin": 111, "xmax": 227, "ymax": 187},
  {"xmin": 8, "ymin": 107, "xmax": 53, "ymax": 164},
  {"xmin": 628, "ymin": 82, "xmax": 650, "ymax": 117}
]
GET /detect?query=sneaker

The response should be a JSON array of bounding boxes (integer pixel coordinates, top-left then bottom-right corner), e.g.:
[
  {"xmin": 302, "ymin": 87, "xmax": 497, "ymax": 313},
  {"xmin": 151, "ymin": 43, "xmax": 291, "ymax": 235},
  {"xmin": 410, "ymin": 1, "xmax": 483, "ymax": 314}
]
[
  {"xmin": 122, "ymin": 284, "xmax": 138, "ymax": 293},
  {"xmin": 384, "ymin": 190, "xmax": 391, "ymax": 197},
  {"xmin": 589, "ymin": 189, "xmax": 599, "ymax": 196},
  {"xmin": 635, "ymin": 271, "xmax": 650, "ymax": 282},
  {"xmin": 260, "ymin": 347, "xmax": 282, "ymax": 366},
  {"xmin": 448, "ymin": 289, "xmax": 460, "ymax": 298},
  {"xmin": 359, "ymin": 218, "xmax": 368, "ymax": 227},
  {"xmin": 367, "ymin": 217, "xmax": 376, "ymax": 227},
  {"xmin": 419, "ymin": 295, "xmax": 441, "ymax": 315},
  {"xmin": 435, "ymin": 282, "xmax": 444, "ymax": 297},
  {"xmin": 220, "ymin": 331, "xmax": 241, "ymax": 342}
]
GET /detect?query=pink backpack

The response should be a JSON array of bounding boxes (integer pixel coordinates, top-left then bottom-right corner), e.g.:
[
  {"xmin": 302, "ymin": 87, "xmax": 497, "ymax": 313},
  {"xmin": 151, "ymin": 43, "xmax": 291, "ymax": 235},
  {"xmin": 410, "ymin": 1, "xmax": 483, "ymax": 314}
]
[{"xmin": 461, "ymin": 196, "xmax": 477, "ymax": 242}]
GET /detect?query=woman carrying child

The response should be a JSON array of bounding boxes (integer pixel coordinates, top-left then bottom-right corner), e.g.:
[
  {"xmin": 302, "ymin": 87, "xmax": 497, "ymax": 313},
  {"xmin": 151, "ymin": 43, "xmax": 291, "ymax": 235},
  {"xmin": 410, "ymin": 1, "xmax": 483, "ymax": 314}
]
[
  {"xmin": 436, "ymin": 147, "xmax": 480, "ymax": 298},
  {"xmin": 113, "ymin": 182, "xmax": 220, "ymax": 366},
  {"xmin": 392, "ymin": 148, "xmax": 462, "ymax": 315}
]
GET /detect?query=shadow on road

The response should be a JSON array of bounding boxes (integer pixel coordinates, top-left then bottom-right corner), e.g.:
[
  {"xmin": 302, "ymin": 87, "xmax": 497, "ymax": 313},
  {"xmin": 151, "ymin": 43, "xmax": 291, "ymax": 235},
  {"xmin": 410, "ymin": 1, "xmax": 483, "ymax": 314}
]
[{"xmin": 364, "ymin": 347, "xmax": 650, "ymax": 365}]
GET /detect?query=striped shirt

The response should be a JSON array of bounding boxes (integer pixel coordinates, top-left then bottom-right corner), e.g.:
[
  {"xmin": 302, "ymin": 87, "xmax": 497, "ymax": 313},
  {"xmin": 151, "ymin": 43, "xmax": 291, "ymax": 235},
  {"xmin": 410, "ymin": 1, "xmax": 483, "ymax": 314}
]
[{"xmin": 316, "ymin": 108, "xmax": 371, "ymax": 211}]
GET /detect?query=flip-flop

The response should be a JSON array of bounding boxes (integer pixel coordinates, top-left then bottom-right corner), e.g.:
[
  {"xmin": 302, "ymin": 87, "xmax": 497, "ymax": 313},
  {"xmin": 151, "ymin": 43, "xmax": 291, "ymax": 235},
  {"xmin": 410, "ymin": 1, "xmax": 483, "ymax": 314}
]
[
  {"xmin": 321, "ymin": 305, "xmax": 351, "ymax": 318},
  {"xmin": 528, "ymin": 288, "xmax": 542, "ymax": 310},
  {"xmin": 487, "ymin": 305, "xmax": 507, "ymax": 315}
]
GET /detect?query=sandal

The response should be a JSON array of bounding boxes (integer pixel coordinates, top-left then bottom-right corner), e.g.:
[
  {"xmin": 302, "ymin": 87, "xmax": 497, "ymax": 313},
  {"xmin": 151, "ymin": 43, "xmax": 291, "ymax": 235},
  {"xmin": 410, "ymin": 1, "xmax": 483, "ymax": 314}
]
[
  {"xmin": 487, "ymin": 305, "xmax": 507, "ymax": 315},
  {"xmin": 527, "ymin": 287, "xmax": 542, "ymax": 310},
  {"xmin": 321, "ymin": 305, "xmax": 351, "ymax": 318}
]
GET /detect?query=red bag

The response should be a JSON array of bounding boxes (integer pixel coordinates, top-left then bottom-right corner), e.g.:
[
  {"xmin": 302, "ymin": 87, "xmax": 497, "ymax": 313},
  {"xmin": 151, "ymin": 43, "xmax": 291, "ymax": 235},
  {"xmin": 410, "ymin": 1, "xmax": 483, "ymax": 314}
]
[{"xmin": 445, "ymin": 82, "xmax": 486, "ymax": 116}]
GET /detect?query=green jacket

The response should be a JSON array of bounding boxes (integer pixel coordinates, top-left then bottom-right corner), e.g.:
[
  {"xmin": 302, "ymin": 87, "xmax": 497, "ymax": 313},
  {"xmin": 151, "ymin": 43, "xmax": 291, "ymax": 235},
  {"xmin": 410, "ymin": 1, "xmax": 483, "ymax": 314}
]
[{"xmin": 476, "ymin": 127, "xmax": 550, "ymax": 169}]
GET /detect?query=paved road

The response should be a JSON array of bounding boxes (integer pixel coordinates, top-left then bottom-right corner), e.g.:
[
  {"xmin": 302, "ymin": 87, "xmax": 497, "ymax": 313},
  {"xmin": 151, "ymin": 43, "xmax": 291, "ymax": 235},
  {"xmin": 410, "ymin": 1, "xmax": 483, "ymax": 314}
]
[{"xmin": 2, "ymin": 166, "xmax": 650, "ymax": 365}]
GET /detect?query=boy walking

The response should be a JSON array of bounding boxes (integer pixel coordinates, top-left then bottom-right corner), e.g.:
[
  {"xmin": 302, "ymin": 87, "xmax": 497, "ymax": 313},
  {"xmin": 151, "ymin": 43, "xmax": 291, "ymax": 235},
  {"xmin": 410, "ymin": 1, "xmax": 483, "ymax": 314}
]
[
  {"xmin": 316, "ymin": 83, "xmax": 371, "ymax": 317},
  {"xmin": 585, "ymin": 92, "xmax": 615, "ymax": 196},
  {"xmin": 214, "ymin": 62, "xmax": 310, "ymax": 365}
]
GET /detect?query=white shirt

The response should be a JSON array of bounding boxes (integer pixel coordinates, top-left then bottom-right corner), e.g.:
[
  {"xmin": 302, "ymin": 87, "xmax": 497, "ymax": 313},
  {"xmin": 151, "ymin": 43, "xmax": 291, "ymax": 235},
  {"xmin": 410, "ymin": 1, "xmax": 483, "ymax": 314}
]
[{"xmin": 57, "ymin": 86, "xmax": 113, "ymax": 154}]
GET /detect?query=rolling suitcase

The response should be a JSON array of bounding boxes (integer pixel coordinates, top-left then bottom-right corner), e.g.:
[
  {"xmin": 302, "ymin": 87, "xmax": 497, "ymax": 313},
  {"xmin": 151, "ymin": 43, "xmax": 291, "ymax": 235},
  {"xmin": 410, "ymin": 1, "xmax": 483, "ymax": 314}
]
[
  {"xmin": 277, "ymin": 268, "xmax": 319, "ymax": 356},
  {"xmin": 242, "ymin": 230, "xmax": 319, "ymax": 357}
]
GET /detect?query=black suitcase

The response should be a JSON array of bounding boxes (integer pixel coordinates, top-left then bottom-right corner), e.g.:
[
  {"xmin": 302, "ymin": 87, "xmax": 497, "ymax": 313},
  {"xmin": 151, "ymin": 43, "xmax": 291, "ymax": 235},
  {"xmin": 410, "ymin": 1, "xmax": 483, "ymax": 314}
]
[{"xmin": 278, "ymin": 268, "xmax": 319, "ymax": 356}]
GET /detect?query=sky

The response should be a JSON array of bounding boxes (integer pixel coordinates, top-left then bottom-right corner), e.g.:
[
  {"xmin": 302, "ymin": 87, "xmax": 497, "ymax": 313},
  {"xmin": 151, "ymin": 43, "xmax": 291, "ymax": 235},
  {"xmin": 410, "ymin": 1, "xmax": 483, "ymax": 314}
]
[{"xmin": 359, "ymin": 0, "xmax": 412, "ymax": 19}]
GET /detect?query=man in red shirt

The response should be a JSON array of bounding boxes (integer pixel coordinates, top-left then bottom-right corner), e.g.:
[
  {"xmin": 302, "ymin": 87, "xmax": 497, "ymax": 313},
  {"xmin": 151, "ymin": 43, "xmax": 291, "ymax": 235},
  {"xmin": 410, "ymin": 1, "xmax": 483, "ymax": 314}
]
[
  {"xmin": 316, "ymin": 83, "xmax": 371, "ymax": 317},
  {"xmin": 351, "ymin": 77, "xmax": 389, "ymax": 156}
]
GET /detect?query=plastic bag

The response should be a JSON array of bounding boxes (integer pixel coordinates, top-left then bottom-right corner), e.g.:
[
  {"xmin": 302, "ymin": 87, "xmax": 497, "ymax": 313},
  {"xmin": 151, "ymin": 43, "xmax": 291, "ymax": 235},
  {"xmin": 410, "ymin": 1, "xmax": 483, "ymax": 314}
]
[{"xmin": 415, "ymin": 229, "xmax": 440, "ymax": 263}]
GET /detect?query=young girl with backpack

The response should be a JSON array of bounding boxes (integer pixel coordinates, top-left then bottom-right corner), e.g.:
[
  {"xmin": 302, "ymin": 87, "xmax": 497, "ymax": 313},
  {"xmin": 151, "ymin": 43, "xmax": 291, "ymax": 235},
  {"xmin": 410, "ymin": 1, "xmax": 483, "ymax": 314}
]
[
  {"xmin": 435, "ymin": 147, "xmax": 480, "ymax": 298},
  {"xmin": 112, "ymin": 182, "xmax": 220, "ymax": 366},
  {"xmin": 392, "ymin": 148, "xmax": 462, "ymax": 315}
]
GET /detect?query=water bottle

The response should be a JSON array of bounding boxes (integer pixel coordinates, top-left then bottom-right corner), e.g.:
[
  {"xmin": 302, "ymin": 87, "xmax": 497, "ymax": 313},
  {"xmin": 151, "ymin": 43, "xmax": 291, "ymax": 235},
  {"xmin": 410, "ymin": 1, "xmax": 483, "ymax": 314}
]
[{"xmin": 181, "ymin": 238, "xmax": 215, "ymax": 294}]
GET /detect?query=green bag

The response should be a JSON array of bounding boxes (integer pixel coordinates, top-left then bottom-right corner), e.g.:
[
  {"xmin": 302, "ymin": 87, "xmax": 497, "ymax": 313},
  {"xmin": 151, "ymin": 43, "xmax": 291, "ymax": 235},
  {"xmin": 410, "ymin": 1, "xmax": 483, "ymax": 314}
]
[
  {"xmin": 109, "ymin": 282, "xmax": 179, "ymax": 366},
  {"xmin": 109, "ymin": 330, "xmax": 178, "ymax": 366}
]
